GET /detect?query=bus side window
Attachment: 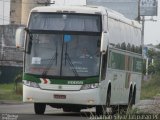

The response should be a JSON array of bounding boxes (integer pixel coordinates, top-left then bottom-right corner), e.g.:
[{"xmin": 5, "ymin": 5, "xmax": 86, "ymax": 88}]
[{"xmin": 101, "ymin": 52, "xmax": 108, "ymax": 80}]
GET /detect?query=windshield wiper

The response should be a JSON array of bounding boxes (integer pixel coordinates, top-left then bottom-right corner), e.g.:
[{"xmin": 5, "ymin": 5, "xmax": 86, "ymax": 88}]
[
  {"xmin": 65, "ymin": 52, "xmax": 79, "ymax": 77},
  {"xmin": 26, "ymin": 32, "xmax": 33, "ymax": 54},
  {"xmin": 64, "ymin": 43, "xmax": 78, "ymax": 77},
  {"xmin": 42, "ymin": 47, "xmax": 58, "ymax": 76}
]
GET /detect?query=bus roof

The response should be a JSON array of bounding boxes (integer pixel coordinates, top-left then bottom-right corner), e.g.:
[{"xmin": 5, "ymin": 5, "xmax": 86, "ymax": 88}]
[{"xmin": 31, "ymin": 5, "xmax": 141, "ymax": 29}]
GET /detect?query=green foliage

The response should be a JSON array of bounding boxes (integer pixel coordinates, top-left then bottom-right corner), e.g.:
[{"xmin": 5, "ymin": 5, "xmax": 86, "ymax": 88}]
[
  {"xmin": 14, "ymin": 72, "xmax": 23, "ymax": 94},
  {"xmin": 146, "ymin": 48, "xmax": 160, "ymax": 74},
  {"xmin": 142, "ymin": 60, "xmax": 146, "ymax": 75},
  {"xmin": 0, "ymin": 84, "xmax": 22, "ymax": 101},
  {"xmin": 14, "ymin": 72, "xmax": 23, "ymax": 83},
  {"xmin": 141, "ymin": 73, "xmax": 160, "ymax": 99},
  {"xmin": 156, "ymin": 43, "xmax": 160, "ymax": 49},
  {"xmin": 147, "ymin": 64, "xmax": 155, "ymax": 74},
  {"xmin": 147, "ymin": 49, "xmax": 156, "ymax": 58}
]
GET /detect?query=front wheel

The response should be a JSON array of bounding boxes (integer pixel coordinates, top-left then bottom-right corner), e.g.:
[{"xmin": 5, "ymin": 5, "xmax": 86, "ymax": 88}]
[
  {"xmin": 34, "ymin": 103, "xmax": 46, "ymax": 114},
  {"xmin": 96, "ymin": 90, "xmax": 111, "ymax": 115},
  {"xmin": 63, "ymin": 107, "xmax": 81, "ymax": 112},
  {"xmin": 96, "ymin": 105, "xmax": 105, "ymax": 115}
]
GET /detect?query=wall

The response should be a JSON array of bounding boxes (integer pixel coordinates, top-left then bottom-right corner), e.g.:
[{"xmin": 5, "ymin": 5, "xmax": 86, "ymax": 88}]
[
  {"xmin": 0, "ymin": 25, "xmax": 23, "ymax": 67},
  {"xmin": 0, "ymin": 66, "xmax": 22, "ymax": 83},
  {"xmin": 10, "ymin": 0, "xmax": 22, "ymax": 25},
  {"xmin": 0, "ymin": 25, "xmax": 23, "ymax": 83},
  {"xmin": 21, "ymin": 0, "xmax": 49, "ymax": 25}
]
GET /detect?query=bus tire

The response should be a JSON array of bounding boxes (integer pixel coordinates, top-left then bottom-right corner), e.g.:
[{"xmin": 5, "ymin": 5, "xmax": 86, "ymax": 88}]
[
  {"xmin": 106, "ymin": 89, "xmax": 111, "ymax": 114},
  {"xmin": 72, "ymin": 108, "xmax": 81, "ymax": 112},
  {"xmin": 63, "ymin": 107, "xmax": 80, "ymax": 112},
  {"xmin": 96, "ymin": 90, "xmax": 111, "ymax": 115},
  {"xmin": 132, "ymin": 87, "xmax": 136, "ymax": 105},
  {"xmin": 34, "ymin": 103, "xmax": 46, "ymax": 114},
  {"xmin": 96, "ymin": 105, "xmax": 104, "ymax": 115},
  {"xmin": 106, "ymin": 90, "xmax": 111, "ymax": 108},
  {"xmin": 128, "ymin": 90, "xmax": 133, "ymax": 109},
  {"xmin": 63, "ymin": 108, "xmax": 72, "ymax": 112}
]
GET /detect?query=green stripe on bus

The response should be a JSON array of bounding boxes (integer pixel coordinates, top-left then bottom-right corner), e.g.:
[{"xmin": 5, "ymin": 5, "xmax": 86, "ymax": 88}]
[
  {"xmin": 23, "ymin": 73, "xmax": 99, "ymax": 85},
  {"xmin": 23, "ymin": 74, "xmax": 41, "ymax": 83}
]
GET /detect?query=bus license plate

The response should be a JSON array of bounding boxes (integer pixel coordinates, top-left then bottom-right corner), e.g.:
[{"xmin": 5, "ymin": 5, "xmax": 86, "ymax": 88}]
[{"xmin": 54, "ymin": 94, "xmax": 66, "ymax": 99}]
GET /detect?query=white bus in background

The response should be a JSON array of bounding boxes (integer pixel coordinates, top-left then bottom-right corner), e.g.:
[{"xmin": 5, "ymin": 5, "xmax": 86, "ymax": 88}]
[{"xmin": 15, "ymin": 5, "xmax": 142, "ymax": 115}]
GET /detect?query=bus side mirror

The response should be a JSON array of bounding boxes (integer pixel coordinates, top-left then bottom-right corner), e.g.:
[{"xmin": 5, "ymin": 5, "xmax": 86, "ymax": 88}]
[
  {"xmin": 15, "ymin": 27, "xmax": 25, "ymax": 49},
  {"xmin": 100, "ymin": 32, "xmax": 109, "ymax": 54}
]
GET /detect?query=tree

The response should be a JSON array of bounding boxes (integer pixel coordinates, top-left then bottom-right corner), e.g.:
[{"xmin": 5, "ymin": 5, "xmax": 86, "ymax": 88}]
[{"xmin": 146, "ymin": 48, "xmax": 160, "ymax": 74}]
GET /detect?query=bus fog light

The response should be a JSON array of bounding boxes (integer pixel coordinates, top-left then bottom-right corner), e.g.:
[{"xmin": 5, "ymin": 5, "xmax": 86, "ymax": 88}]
[
  {"xmin": 27, "ymin": 97, "xmax": 34, "ymax": 102},
  {"xmin": 88, "ymin": 100, "xmax": 94, "ymax": 104}
]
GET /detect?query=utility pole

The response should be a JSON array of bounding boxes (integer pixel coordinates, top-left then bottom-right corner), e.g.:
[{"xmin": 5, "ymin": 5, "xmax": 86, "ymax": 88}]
[
  {"xmin": 141, "ymin": 16, "xmax": 148, "ymax": 75},
  {"xmin": 0, "ymin": 0, "xmax": 4, "ymax": 80},
  {"xmin": 139, "ymin": 0, "xmax": 158, "ymax": 76},
  {"xmin": 1, "ymin": 0, "xmax": 5, "ymax": 64},
  {"xmin": 1, "ymin": 0, "xmax": 5, "ymax": 59},
  {"xmin": 1, "ymin": 35, "xmax": 4, "ymax": 59},
  {"xmin": 141, "ymin": 16, "xmax": 145, "ymax": 57}
]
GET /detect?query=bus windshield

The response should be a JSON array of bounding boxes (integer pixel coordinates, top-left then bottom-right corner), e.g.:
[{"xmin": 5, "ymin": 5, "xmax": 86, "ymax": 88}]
[
  {"xmin": 25, "ymin": 13, "xmax": 101, "ymax": 78},
  {"xmin": 25, "ymin": 33, "xmax": 101, "ymax": 77},
  {"xmin": 28, "ymin": 13, "xmax": 101, "ymax": 32}
]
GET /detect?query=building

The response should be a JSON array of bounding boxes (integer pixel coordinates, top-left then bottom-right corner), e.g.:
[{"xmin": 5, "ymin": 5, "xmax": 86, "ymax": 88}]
[
  {"xmin": 10, "ymin": 0, "xmax": 22, "ymax": 25},
  {"xmin": 0, "ymin": 24, "xmax": 23, "ymax": 83},
  {"xmin": 21, "ymin": 0, "xmax": 50, "ymax": 25},
  {"xmin": 0, "ymin": 0, "xmax": 10, "ymax": 25},
  {"xmin": 10, "ymin": 0, "xmax": 50, "ymax": 25}
]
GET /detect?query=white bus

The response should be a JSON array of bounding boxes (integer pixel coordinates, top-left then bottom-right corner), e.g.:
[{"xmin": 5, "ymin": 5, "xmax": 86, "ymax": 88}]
[{"xmin": 15, "ymin": 5, "xmax": 142, "ymax": 115}]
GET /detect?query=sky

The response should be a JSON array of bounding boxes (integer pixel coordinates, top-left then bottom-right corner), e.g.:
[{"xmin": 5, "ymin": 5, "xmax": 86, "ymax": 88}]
[
  {"xmin": 144, "ymin": 0, "xmax": 160, "ymax": 45},
  {"xmin": 0, "ymin": 0, "xmax": 160, "ymax": 45}
]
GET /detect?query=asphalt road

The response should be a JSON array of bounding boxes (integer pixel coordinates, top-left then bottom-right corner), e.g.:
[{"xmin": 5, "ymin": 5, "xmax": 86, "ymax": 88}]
[
  {"xmin": 0, "ymin": 103, "xmax": 95, "ymax": 120},
  {"xmin": 0, "ymin": 100, "xmax": 160, "ymax": 120}
]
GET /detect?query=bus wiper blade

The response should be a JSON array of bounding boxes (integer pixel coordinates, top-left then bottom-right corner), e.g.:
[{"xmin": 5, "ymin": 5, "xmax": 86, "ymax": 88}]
[
  {"xmin": 26, "ymin": 32, "xmax": 33, "ymax": 54},
  {"xmin": 65, "ymin": 53, "xmax": 79, "ymax": 76},
  {"xmin": 42, "ymin": 52, "xmax": 58, "ymax": 77}
]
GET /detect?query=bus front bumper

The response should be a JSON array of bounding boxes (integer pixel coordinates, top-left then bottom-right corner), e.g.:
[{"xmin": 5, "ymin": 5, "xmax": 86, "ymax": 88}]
[{"xmin": 23, "ymin": 85, "xmax": 101, "ymax": 106}]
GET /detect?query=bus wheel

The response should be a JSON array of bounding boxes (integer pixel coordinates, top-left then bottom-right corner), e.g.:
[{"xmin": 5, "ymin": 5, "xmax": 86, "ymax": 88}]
[
  {"xmin": 72, "ymin": 108, "xmax": 81, "ymax": 112},
  {"xmin": 63, "ymin": 108, "xmax": 71, "ymax": 112},
  {"xmin": 96, "ymin": 90, "xmax": 111, "ymax": 115},
  {"xmin": 106, "ymin": 90, "xmax": 111, "ymax": 114},
  {"xmin": 96, "ymin": 105, "xmax": 105, "ymax": 115},
  {"xmin": 128, "ymin": 91, "xmax": 133, "ymax": 109},
  {"xmin": 63, "ymin": 107, "xmax": 80, "ymax": 112},
  {"xmin": 106, "ymin": 90, "xmax": 111, "ymax": 108},
  {"xmin": 34, "ymin": 103, "xmax": 46, "ymax": 114}
]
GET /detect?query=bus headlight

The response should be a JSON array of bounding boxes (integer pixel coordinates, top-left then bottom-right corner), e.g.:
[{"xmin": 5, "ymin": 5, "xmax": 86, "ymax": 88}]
[
  {"xmin": 81, "ymin": 83, "xmax": 99, "ymax": 90},
  {"xmin": 23, "ymin": 80, "xmax": 40, "ymax": 88}
]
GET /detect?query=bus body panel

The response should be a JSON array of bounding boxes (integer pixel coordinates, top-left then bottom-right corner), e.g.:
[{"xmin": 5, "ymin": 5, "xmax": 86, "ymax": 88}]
[
  {"xmin": 23, "ymin": 85, "xmax": 101, "ymax": 105},
  {"xmin": 107, "ymin": 69, "xmax": 142, "ymax": 105},
  {"xmin": 22, "ymin": 5, "xmax": 142, "ymax": 110}
]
